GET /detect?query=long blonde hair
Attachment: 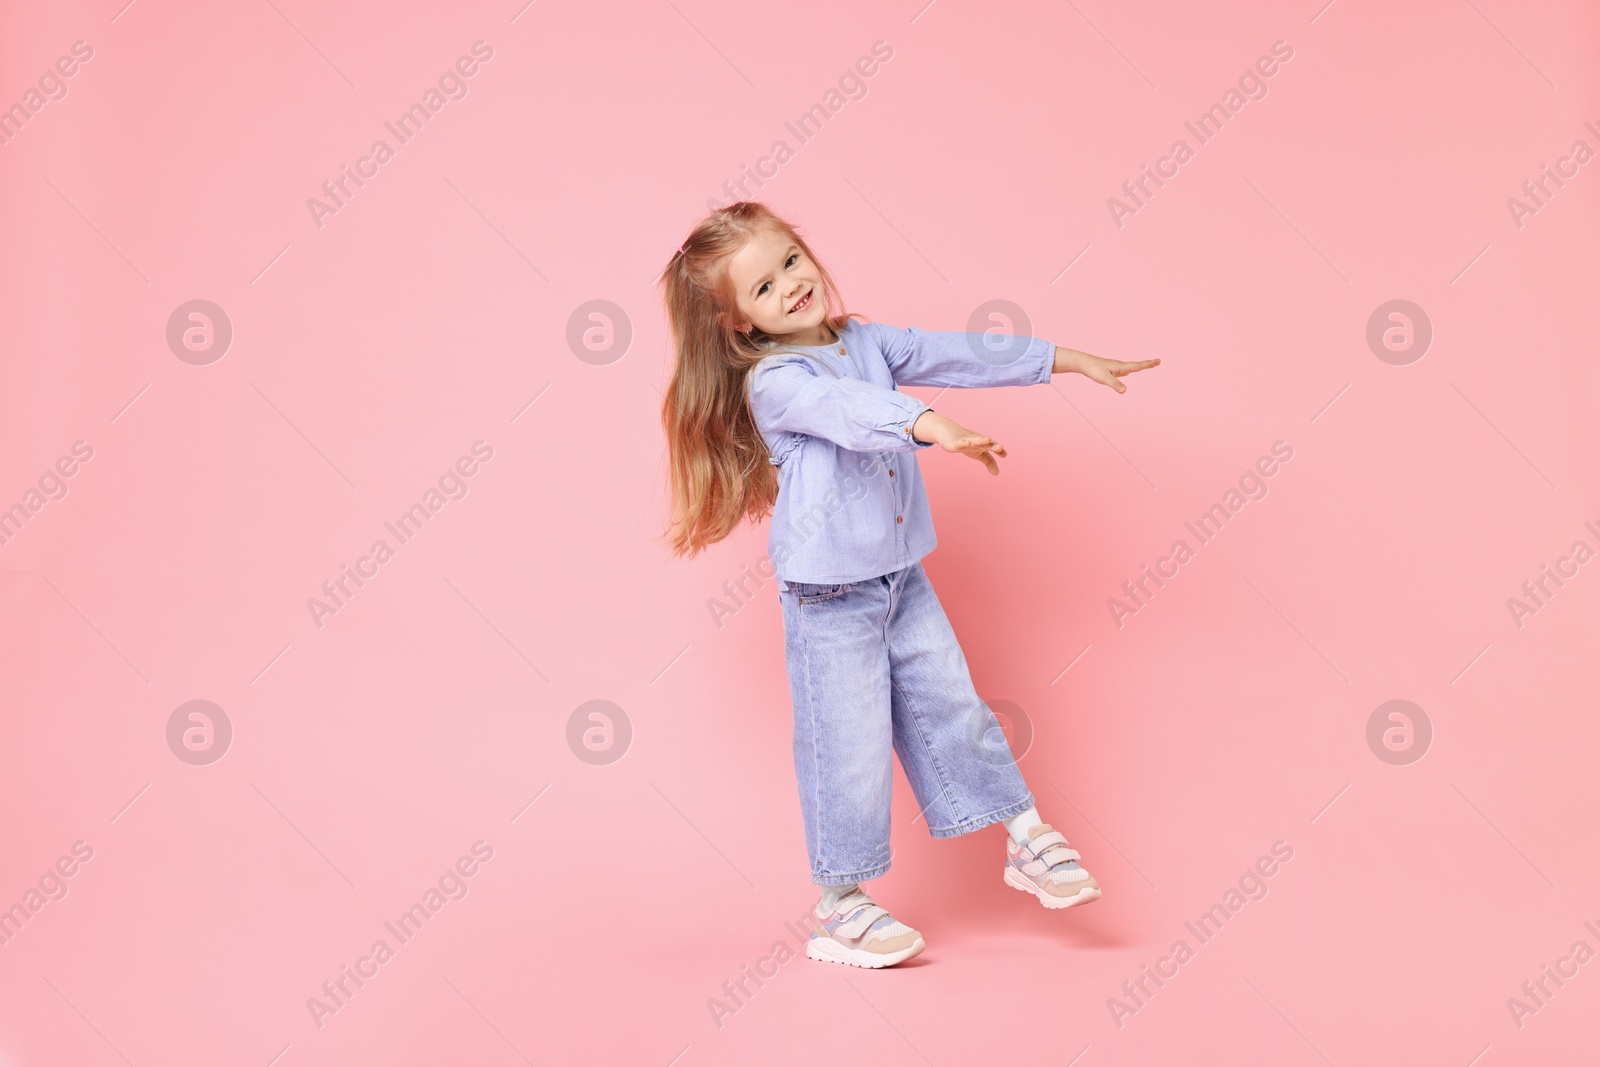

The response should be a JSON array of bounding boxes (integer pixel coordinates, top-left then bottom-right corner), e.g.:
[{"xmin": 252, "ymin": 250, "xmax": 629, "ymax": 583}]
[{"xmin": 658, "ymin": 202, "xmax": 855, "ymax": 559}]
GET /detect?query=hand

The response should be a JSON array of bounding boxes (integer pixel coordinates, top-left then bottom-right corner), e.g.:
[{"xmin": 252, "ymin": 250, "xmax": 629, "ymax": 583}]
[
  {"xmin": 1053, "ymin": 346, "xmax": 1161, "ymax": 394},
  {"xmin": 911, "ymin": 410, "xmax": 1007, "ymax": 475}
]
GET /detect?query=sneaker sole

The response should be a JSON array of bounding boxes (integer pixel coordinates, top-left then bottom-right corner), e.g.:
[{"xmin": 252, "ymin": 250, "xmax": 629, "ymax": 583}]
[
  {"xmin": 1004, "ymin": 864, "xmax": 1102, "ymax": 909},
  {"xmin": 805, "ymin": 935, "xmax": 926, "ymax": 968}
]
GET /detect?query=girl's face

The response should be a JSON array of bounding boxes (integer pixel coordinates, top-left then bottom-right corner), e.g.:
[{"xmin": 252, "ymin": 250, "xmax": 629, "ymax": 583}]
[{"xmin": 724, "ymin": 227, "xmax": 830, "ymax": 343}]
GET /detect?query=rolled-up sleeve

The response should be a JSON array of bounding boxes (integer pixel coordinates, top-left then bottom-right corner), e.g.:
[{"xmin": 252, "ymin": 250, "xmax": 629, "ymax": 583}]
[
  {"xmin": 871, "ymin": 320, "xmax": 1054, "ymax": 389},
  {"xmin": 747, "ymin": 354, "xmax": 934, "ymax": 454}
]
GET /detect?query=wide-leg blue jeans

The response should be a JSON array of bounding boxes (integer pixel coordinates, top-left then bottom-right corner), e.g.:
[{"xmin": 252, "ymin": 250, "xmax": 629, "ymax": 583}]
[{"xmin": 777, "ymin": 561, "xmax": 1035, "ymax": 885}]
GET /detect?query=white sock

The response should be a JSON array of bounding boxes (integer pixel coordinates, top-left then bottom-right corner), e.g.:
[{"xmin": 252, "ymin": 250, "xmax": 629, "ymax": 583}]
[
  {"xmin": 819, "ymin": 882, "xmax": 861, "ymax": 912},
  {"xmin": 1003, "ymin": 806, "xmax": 1043, "ymax": 847}
]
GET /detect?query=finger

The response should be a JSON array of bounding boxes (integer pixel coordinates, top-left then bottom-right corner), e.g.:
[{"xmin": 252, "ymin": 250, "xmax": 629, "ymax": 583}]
[
  {"xmin": 1113, "ymin": 358, "xmax": 1161, "ymax": 374},
  {"xmin": 979, "ymin": 450, "xmax": 999, "ymax": 475}
]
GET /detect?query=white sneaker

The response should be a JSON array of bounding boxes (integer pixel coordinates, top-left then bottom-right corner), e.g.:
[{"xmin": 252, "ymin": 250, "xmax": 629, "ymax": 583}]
[
  {"xmin": 1004, "ymin": 824, "xmax": 1102, "ymax": 909},
  {"xmin": 804, "ymin": 888, "xmax": 926, "ymax": 968}
]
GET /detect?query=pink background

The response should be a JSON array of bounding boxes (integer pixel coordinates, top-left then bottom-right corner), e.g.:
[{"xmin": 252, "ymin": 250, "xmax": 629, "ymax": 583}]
[{"xmin": 3, "ymin": 0, "xmax": 1599, "ymax": 1063}]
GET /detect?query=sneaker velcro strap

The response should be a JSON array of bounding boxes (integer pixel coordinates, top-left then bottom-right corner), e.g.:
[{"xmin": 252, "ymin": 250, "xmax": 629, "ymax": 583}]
[
  {"xmin": 1034, "ymin": 836, "xmax": 1081, "ymax": 867},
  {"xmin": 1029, "ymin": 830, "xmax": 1070, "ymax": 854},
  {"xmin": 834, "ymin": 903, "xmax": 891, "ymax": 940}
]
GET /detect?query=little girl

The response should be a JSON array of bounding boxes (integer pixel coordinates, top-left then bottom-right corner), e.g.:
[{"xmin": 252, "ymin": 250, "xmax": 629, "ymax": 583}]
[{"xmin": 658, "ymin": 202, "xmax": 1158, "ymax": 968}]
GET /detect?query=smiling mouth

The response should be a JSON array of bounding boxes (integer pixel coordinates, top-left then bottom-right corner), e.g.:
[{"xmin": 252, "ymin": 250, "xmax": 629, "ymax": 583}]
[{"xmin": 788, "ymin": 289, "xmax": 813, "ymax": 314}]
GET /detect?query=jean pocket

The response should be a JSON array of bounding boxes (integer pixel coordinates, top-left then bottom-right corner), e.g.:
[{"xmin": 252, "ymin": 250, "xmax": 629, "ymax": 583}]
[{"xmin": 790, "ymin": 581, "xmax": 851, "ymax": 604}]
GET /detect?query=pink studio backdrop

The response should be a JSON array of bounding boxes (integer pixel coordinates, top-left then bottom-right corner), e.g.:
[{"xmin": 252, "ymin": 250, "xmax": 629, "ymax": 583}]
[{"xmin": 3, "ymin": 0, "xmax": 1598, "ymax": 1063}]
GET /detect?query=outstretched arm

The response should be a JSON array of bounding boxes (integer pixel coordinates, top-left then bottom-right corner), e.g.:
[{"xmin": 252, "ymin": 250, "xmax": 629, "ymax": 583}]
[
  {"xmin": 874, "ymin": 321, "xmax": 1054, "ymax": 389},
  {"xmin": 748, "ymin": 355, "xmax": 935, "ymax": 454},
  {"xmin": 874, "ymin": 320, "xmax": 1159, "ymax": 393},
  {"xmin": 1052, "ymin": 345, "xmax": 1161, "ymax": 392}
]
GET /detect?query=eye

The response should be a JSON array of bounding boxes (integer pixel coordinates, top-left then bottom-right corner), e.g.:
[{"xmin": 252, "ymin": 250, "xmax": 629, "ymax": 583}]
[{"xmin": 757, "ymin": 254, "xmax": 800, "ymax": 297}]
